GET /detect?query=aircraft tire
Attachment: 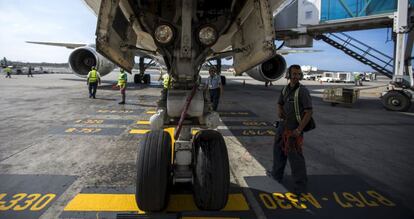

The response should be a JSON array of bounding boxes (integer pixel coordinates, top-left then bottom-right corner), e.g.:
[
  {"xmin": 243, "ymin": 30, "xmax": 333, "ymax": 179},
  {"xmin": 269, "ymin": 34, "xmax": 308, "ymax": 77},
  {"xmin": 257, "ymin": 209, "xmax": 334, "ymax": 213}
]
[
  {"xmin": 134, "ymin": 74, "xmax": 142, "ymax": 84},
  {"xmin": 135, "ymin": 130, "xmax": 172, "ymax": 211},
  {"xmin": 193, "ymin": 130, "xmax": 229, "ymax": 210},
  {"xmin": 382, "ymin": 90, "xmax": 412, "ymax": 112},
  {"xmin": 143, "ymin": 74, "xmax": 151, "ymax": 84}
]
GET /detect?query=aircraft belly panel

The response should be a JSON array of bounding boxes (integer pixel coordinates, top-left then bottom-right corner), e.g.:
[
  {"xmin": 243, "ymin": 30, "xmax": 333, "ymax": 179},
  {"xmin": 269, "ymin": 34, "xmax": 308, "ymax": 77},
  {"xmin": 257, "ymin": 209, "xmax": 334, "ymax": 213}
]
[
  {"xmin": 232, "ymin": 0, "xmax": 275, "ymax": 74},
  {"xmin": 96, "ymin": 0, "xmax": 135, "ymax": 71}
]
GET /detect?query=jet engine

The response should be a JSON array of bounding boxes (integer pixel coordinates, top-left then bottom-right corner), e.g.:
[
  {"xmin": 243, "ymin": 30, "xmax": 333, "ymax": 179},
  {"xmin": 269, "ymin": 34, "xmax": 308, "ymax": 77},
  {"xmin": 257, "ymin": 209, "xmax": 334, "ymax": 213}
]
[
  {"xmin": 68, "ymin": 46, "xmax": 115, "ymax": 77},
  {"xmin": 245, "ymin": 54, "xmax": 287, "ymax": 82}
]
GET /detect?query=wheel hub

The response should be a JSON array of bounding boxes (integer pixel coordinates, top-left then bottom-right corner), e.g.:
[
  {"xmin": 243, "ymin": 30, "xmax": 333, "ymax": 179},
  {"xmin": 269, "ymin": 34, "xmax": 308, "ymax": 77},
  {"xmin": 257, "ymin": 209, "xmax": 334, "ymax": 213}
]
[{"xmin": 390, "ymin": 98, "xmax": 401, "ymax": 106}]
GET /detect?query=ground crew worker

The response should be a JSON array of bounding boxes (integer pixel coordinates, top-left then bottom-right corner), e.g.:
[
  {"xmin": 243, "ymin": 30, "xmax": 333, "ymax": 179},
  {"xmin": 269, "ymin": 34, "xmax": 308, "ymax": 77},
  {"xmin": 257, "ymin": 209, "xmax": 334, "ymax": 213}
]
[
  {"xmin": 86, "ymin": 66, "xmax": 101, "ymax": 99},
  {"xmin": 205, "ymin": 66, "xmax": 223, "ymax": 111},
  {"xmin": 27, "ymin": 66, "xmax": 33, "ymax": 77},
  {"xmin": 157, "ymin": 68, "xmax": 171, "ymax": 106},
  {"xmin": 267, "ymin": 64, "xmax": 313, "ymax": 195},
  {"xmin": 163, "ymin": 73, "xmax": 171, "ymax": 89},
  {"xmin": 4, "ymin": 66, "xmax": 12, "ymax": 78},
  {"xmin": 354, "ymin": 74, "xmax": 360, "ymax": 86},
  {"xmin": 117, "ymin": 68, "xmax": 127, "ymax": 104}
]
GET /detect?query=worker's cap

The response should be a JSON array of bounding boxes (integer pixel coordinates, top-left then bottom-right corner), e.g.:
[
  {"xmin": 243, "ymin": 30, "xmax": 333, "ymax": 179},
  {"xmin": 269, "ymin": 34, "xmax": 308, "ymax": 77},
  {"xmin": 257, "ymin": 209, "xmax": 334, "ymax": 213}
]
[{"xmin": 7, "ymin": 66, "xmax": 12, "ymax": 68}]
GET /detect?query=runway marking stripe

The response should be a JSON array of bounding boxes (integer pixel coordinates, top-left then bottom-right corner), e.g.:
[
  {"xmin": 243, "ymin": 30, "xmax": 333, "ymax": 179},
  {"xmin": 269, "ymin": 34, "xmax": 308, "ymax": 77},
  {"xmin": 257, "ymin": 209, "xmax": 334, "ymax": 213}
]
[
  {"xmin": 129, "ymin": 129, "xmax": 150, "ymax": 134},
  {"xmin": 136, "ymin": 120, "xmax": 150, "ymax": 125},
  {"xmin": 64, "ymin": 193, "xmax": 249, "ymax": 212},
  {"xmin": 146, "ymin": 111, "xmax": 156, "ymax": 114}
]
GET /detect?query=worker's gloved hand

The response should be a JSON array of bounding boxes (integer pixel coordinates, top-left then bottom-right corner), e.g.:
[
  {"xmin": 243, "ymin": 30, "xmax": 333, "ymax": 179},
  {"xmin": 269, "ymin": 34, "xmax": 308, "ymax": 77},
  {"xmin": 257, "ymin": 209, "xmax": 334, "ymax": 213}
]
[{"xmin": 292, "ymin": 129, "xmax": 301, "ymax": 137}]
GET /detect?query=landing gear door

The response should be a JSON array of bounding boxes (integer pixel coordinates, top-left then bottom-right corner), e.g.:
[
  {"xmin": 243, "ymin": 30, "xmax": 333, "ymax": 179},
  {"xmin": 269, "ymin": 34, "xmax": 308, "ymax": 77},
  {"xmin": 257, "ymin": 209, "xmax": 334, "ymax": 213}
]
[
  {"xmin": 232, "ymin": 0, "xmax": 275, "ymax": 74},
  {"xmin": 96, "ymin": 0, "xmax": 136, "ymax": 71}
]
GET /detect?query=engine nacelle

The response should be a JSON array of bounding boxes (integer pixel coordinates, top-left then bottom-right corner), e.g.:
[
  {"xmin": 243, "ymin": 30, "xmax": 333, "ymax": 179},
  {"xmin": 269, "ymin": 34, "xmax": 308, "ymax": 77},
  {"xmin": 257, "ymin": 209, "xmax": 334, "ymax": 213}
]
[
  {"xmin": 68, "ymin": 46, "xmax": 115, "ymax": 78},
  {"xmin": 245, "ymin": 54, "xmax": 287, "ymax": 82}
]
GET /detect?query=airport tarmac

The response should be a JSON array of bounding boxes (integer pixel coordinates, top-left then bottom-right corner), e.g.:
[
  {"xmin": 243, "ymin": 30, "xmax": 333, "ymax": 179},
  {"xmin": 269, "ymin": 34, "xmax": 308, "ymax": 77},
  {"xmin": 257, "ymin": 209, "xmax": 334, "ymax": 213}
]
[{"xmin": 0, "ymin": 71, "xmax": 413, "ymax": 219}]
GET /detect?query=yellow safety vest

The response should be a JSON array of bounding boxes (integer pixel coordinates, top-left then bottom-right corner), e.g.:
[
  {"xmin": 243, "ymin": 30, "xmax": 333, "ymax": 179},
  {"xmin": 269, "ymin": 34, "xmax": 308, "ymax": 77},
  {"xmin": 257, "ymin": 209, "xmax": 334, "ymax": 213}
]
[
  {"xmin": 4, "ymin": 67, "xmax": 11, "ymax": 73},
  {"xmin": 163, "ymin": 74, "xmax": 171, "ymax": 89},
  {"xmin": 118, "ymin": 72, "xmax": 127, "ymax": 87},
  {"xmin": 88, "ymin": 70, "xmax": 98, "ymax": 83}
]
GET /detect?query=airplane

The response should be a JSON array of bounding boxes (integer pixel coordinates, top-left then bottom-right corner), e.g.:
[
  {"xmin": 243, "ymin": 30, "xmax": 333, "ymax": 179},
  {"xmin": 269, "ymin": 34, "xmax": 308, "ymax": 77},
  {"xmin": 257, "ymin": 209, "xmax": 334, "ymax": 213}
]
[
  {"xmin": 32, "ymin": 0, "xmax": 320, "ymax": 212},
  {"xmin": 79, "ymin": 0, "xmax": 306, "ymax": 212},
  {"xmin": 26, "ymin": 40, "xmax": 320, "ymax": 83}
]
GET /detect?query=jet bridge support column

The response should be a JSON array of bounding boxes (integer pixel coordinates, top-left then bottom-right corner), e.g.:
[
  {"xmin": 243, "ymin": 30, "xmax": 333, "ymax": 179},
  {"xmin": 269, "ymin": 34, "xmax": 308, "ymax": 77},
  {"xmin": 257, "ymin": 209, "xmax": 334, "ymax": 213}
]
[{"xmin": 382, "ymin": 0, "xmax": 413, "ymax": 111}]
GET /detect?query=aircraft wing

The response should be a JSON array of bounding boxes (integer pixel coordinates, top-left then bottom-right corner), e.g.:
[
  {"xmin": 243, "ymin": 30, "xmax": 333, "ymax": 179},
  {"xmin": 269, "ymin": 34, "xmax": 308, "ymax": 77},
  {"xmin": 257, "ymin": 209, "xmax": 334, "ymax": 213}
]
[{"xmin": 26, "ymin": 41, "xmax": 87, "ymax": 49}]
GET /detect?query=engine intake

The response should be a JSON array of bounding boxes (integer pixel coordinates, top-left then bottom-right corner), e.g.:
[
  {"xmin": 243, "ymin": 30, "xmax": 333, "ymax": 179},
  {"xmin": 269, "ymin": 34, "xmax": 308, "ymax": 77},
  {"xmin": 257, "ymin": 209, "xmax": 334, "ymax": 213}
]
[
  {"xmin": 245, "ymin": 54, "xmax": 287, "ymax": 82},
  {"xmin": 68, "ymin": 46, "xmax": 115, "ymax": 77}
]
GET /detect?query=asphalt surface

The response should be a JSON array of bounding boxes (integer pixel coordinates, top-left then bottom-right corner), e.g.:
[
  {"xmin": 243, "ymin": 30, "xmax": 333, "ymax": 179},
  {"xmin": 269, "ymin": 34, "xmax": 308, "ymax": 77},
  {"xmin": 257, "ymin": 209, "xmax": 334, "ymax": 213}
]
[{"xmin": 0, "ymin": 70, "xmax": 413, "ymax": 219}]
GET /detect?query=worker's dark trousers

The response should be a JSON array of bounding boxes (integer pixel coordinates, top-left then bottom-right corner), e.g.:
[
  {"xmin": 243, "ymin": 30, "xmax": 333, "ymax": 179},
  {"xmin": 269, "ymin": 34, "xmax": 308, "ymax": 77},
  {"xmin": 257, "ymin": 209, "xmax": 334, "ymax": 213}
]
[
  {"xmin": 89, "ymin": 82, "xmax": 98, "ymax": 98},
  {"xmin": 6, "ymin": 73, "xmax": 11, "ymax": 78},
  {"xmin": 271, "ymin": 124, "xmax": 308, "ymax": 193},
  {"xmin": 209, "ymin": 88, "xmax": 221, "ymax": 111}
]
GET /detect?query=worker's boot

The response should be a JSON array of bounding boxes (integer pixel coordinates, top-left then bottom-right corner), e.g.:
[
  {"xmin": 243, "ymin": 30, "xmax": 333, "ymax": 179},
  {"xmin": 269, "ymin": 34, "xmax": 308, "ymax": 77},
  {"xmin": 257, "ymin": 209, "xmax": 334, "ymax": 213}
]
[{"xmin": 118, "ymin": 95, "xmax": 125, "ymax": 104}]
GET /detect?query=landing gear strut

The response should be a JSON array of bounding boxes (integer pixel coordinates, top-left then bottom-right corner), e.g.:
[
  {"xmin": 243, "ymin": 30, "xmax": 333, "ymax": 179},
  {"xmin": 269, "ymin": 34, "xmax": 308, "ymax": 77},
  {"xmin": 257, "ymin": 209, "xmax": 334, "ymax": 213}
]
[{"xmin": 135, "ymin": 83, "xmax": 229, "ymax": 211}]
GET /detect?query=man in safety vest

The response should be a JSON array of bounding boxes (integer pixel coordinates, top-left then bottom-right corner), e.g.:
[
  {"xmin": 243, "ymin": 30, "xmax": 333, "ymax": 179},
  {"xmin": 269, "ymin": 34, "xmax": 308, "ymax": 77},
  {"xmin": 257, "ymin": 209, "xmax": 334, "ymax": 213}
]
[
  {"xmin": 267, "ymin": 64, "xmax": 313, "ymax": 195},
  {"xmin": 4, "ymin": 66, "xmax": 12, "ymax": 78},
  {"xmin": 205, "ymin": 66, "xmax": 223, "ymax": 111},
  {"xmin": 86, "ymin": 66, "xmax": 101, "ymax": 99},
  {"xmin": 117, "ymin": 68, "xmax": 127, "ymax": 104}
]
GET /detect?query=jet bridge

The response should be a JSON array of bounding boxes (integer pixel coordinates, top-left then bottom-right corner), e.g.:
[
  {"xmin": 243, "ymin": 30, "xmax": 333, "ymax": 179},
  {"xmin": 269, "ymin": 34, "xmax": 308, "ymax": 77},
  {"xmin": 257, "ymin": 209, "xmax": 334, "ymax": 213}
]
[{"xmin": 274, "ymin": 0, "xmax": 414, "ymax": 111}]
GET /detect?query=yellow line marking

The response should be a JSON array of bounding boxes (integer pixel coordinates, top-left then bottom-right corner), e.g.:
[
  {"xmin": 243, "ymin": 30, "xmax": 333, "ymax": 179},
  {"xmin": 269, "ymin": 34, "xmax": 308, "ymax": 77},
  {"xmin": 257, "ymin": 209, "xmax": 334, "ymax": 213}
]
[
  {"xmin": 146, "ymin": 111, "xmax": 156, "ymax": 114},
  {"xmin": 167, "ymin": 194, "xmax": 249, "ymax": 211},
  {"xmin": 64, "ymin": 194, "xmax": 144, "ymax": 213},
  {"xmin": 129, "ymin": 129, "xmax": 149, "ymax": 134},
  {"xmin": 136, "ymin": 120, "xmax": 150, "ymax": 125},
  {"xmin": 64, "ymin": 193, "xmax": 249, "ymax": 212}
]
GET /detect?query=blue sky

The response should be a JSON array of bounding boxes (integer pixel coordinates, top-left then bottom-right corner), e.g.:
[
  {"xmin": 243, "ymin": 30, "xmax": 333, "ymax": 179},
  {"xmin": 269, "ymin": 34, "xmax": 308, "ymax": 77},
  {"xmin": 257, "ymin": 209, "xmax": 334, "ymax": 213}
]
[{"xmin": 0, "ymin": 0, "xmax": 401, "ymax": 71}]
